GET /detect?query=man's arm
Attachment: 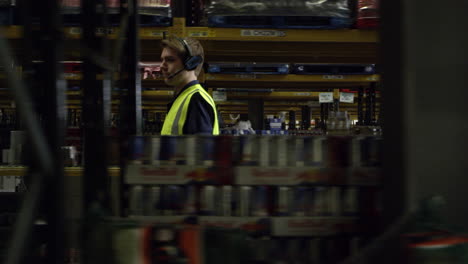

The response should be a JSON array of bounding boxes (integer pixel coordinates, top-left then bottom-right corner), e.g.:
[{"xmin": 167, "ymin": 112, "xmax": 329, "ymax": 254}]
[{"xmin": 183, "ymin": 93, "xmax": 215, "ymax": 134}]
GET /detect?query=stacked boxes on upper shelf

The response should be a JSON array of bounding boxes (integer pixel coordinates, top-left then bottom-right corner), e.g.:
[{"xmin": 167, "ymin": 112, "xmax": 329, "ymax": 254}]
[
  {"xmin": 292, "ymin": 64, "xmax": 376, "ymax": 75},
  {"xmin": 0, "ymin": 0, "xmax": 381, "ymax": 28},
  {"xmin": 207, "ymin": 62, "xmax": 289, "ymax": 75},
  {"xmin": 1, "ymin": 0, "xmax": 171, "ymax": 26},
  {"xmin": 0, "ymin": 0, "xmax": 16, "ymax": 25},
  {"xmin": 59, "ymin": 0, "xmax": 172, "ymax": 26},
  {"xmin": 60, "ymin": 0, "xmax": 172, "ymax": 26},
  {"xmin": 204, "ymin": 0, "xmax": 353, "ymax": 29},
  {"xmin": 207, "ymin": 62, "xmax": 376, "ymax": 75}
]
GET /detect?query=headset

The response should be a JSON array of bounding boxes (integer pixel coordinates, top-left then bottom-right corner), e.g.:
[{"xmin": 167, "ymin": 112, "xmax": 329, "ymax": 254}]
[{"xmin": 177, "ymin": 37, "xmax": 203, "ymax": 71}]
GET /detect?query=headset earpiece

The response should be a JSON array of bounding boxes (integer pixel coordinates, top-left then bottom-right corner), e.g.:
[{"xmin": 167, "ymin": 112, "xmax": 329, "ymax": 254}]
[
  {"xmin": 178, "ymin": 37, "xmax": 202, "ymax": 71},
  {"xmin": 184, "ymin": 55, "xmax": 203, "ymax": 71}
]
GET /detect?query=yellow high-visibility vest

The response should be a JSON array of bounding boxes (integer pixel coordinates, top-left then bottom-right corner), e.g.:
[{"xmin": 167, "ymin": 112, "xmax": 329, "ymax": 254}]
[{"xmin": 161, "ymin": 83, "xmax": 219, "ymax": 135}]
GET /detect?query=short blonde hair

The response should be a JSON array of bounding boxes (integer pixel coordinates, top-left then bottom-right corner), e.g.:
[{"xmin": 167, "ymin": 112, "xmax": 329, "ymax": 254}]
[{"xmin": 161, "ymin": 36, "xmax": 204, "ymax": 76}]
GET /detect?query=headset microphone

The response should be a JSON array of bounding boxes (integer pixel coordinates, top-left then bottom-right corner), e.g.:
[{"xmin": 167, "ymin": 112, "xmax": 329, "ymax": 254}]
[{"xmin": 167, "ymin": 68, "xmax": 185, "ymax": 79}]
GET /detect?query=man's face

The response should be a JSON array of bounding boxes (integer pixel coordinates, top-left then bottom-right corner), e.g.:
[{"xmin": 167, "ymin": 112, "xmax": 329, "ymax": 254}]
[{"xmin": 160, "ymin": 47, "xmax": 184, "ymax": 86}]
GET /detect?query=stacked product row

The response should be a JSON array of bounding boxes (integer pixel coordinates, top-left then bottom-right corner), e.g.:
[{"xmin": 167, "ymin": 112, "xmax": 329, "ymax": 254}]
[
  {"xmin": 129, "ymin": 135, "xmax": 382, "ymax": 168},
  {"xmin": 24, "ymin": 61, "xmax": 377, "ymax": 83},
  {"xmin": 0, "ymin": 175, "xmax": 20, "ymax": 192},
  {"xmin": 129, "ymin": 184, "xmax": 380, "ymax": 218},
  {"xmin": 236, "ymin": 236, "xmax": 366, "ymax": 264},
  {"xmin": 57, "ymin": 61, "xmax": 377, "ymax": 80},
  {"xmin": 123, "ymin": 135, "xmax": 383, "ymax": 263}
]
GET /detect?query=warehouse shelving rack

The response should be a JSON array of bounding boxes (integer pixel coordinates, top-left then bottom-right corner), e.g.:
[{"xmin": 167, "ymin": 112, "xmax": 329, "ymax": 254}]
[
  {"xmin": 0, "ymin": 0, "xmax": 383, "ymax": 263},
  {"xmin": 0, "ymin": 0, "xmax": 142, "ymax": 264}
]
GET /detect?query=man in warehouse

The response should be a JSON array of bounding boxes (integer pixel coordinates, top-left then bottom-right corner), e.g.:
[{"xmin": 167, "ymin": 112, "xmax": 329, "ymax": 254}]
[{"xmin": 160, "ymin": 36, "xmax": 220, "ymax": 135}]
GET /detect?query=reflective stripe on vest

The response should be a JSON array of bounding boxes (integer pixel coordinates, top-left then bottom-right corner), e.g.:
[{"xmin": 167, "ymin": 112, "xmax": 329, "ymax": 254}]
[{"xmin": 161, "ymin": 83, "xmax": 219, "ymax": 135}]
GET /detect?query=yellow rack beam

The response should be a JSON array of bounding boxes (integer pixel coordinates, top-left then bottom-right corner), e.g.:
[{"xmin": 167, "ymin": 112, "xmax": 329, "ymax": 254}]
[
  {"xmin": 142, "ymin": 90, "xmax": 174, "ymax": 98},
  {"xmin": 206, "ymin": 74, "xmax": 379, "ymax": 82},
  {"xmin": 224, "ymin": 91, "xmax": 320, "ymax": 100},
  {"xmin": 1, "ymin": 26, "xmax": 377, "ymax": 43},
  {"xmin": 187, "ymin": 27, "xmax": 378, "ymax": 43},
  {"xmin": 0, "ymin": 166, "xmax": 120, "ymax": 177},
  {"xmin": 60, "ymin": 73, "xmax": 379, "ymax": 83}
]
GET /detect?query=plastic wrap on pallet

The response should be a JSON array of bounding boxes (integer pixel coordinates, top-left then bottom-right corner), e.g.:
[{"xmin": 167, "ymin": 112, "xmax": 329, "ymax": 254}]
[
  {"xmin": 0, "ymin": 7, "xmax": 15, "ymax": 25},
  {"xmin": 139, "ymin": 0, "xmax": 171, "ymax": 17},
  {"xmin": 33, "ymin": 61, "xmax": 84, "ymax": 75},
  {"xmin": 60, "ymin": 0, "xmax": 117, "ymax": 8},
  {"xmin": 139, "ymin": 62, "xmax": 161, "ymax": 80},
  {"xmin": 0, "ymin": 0, "xmax": 15, "ymax": 7},
  {"xmin": 206, "ymin": 0, "xmax": 350, "ymax": 18},
  {"xmin": 63, "ymin": 61, "xmax": 83, "ymax": 73},
  {"xmin": 139, "ymin": 0, "xmax": 171, "ymax": 8},
  {"xmin": 221, "ymin": 129, "xmax": 256, "ymax": 135},
  {"xmin": 357, "ymin": 0, "xmax": 379, "ymax": 29},
  {"xmin": 0, "ymin": 0, "xmax": 16, "ymax": 25},
  {"xmin": 60, "ymin": 0, "xmax": 172, "ymax": 17},
  {"xmin": 223, "ymin": 120, "xmax": 256, "ymax": 135},
  {"xmin": 60, "ymin": 0, "xmax": 170, "ymax": 8}
]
